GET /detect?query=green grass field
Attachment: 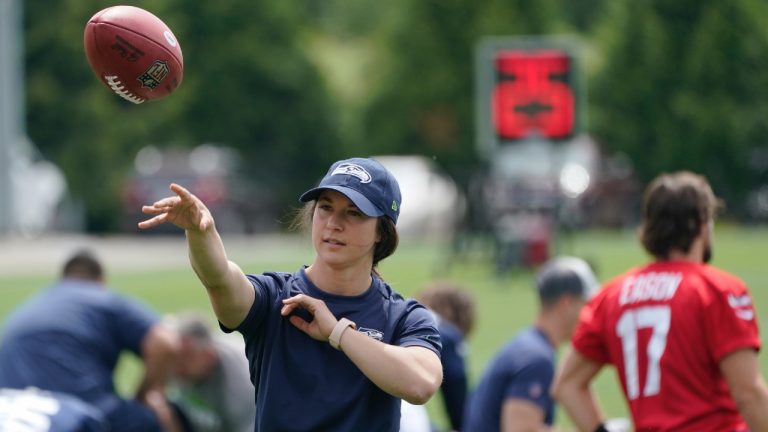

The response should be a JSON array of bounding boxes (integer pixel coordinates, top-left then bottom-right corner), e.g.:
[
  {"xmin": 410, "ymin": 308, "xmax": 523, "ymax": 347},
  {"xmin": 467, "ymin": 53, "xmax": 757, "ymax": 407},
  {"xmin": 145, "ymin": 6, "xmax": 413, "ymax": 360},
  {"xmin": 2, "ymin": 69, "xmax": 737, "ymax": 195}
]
[{"xmin": 1, "ymin": 226, "xmax": 767, "ymax": 429}]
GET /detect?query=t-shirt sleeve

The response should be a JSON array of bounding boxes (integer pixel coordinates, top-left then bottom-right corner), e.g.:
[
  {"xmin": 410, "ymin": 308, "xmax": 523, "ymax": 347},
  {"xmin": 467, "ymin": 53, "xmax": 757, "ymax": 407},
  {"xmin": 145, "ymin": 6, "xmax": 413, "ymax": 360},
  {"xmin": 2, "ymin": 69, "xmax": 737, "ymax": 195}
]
[
  {"xmin": 393, "ymin": 301, "xmax": 442, "ymax": 356},
  {"xmin": 503, "ymin": 357, "xmax": 554, "ymax": 411},
  {"xmin": 220, "ymin": 274, "xmax": 273, "ymax": 335},
  {"xmin": 703, "ymin": 277, "xmax": 761, "ymax": 362},
  {"xmin": 571, "ymin": 294, "xmax": 609, "ymax": 364},
  {"xmin": 112, "ymin": 295, "xmax": 159, "ymax": 355}
]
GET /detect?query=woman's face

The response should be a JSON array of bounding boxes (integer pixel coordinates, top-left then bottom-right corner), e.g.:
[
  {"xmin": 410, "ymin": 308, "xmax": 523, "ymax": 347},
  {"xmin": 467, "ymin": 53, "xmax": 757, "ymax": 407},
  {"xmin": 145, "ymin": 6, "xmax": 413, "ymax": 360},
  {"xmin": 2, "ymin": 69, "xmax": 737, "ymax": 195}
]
[{"xmin": 311, "ymin": 189, "xmax": 380, "ymax": 270}]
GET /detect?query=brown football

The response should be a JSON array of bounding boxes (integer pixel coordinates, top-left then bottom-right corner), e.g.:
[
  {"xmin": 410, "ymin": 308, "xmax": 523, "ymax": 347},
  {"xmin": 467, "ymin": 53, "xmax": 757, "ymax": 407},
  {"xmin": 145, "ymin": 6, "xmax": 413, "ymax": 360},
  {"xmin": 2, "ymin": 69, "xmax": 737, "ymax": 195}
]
[{"xmin": 84, "ymin": 5, "xmax": 183, "ymax": 104}]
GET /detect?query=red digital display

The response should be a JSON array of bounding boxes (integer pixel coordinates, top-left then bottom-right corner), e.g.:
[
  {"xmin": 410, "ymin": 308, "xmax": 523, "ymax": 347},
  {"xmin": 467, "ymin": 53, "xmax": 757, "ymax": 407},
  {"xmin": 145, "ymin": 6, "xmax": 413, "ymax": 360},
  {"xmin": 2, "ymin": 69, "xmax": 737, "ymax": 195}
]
[{"xmin": 492, "ymin": 50, "xmax": 575, "ymax": 140}]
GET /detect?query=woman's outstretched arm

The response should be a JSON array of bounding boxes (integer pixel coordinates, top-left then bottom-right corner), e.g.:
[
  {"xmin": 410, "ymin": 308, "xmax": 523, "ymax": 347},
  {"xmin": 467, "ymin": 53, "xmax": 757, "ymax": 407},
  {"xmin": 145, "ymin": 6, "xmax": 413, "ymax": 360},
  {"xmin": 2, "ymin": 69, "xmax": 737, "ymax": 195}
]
[{"xmin": 139, "ymin": 183, "xmax": 254, "ymax": 328}]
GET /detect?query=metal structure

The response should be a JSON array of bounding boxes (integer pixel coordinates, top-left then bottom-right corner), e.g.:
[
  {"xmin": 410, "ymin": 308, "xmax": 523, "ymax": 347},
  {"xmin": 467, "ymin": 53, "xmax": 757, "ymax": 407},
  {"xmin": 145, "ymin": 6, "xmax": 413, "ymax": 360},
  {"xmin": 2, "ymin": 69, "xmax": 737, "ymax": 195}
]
[
  {"xmin": 0, "ymin": 0, "xmax": 24, "ymax": 233},
  {"xmin": 473, "ymin": 36, "xmax": 591, "ymax": 271},
  {"xmin": 0, "ymin": 0, "xmax": 68, "ymax": 236}
]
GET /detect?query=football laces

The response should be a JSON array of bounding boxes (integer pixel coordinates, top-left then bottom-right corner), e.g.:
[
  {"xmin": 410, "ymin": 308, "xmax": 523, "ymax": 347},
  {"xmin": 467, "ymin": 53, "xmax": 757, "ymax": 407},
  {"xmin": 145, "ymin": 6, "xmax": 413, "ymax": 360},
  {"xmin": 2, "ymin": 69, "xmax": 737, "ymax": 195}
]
[{"xmin": 103, "ymin": 75, "xmax": 145, "ymax": 104}]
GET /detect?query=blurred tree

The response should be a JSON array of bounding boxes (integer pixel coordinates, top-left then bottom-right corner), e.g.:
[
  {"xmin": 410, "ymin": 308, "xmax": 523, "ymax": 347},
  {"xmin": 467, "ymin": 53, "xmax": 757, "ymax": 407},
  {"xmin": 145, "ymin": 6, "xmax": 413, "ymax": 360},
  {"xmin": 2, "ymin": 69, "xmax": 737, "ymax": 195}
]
[
  {"xmin": 589, "ymin": 0, "xmax": 768, "ymax": 213},
  {"xmin": 361, "ymin": 0, "xmax": 571, "ymax": 188},
  {"xmin": 165, "ymin": 1, "xmax": 341, "ymax": 206},
  {"xmin": 25, "ymin": 0, "xmax": 339, "ymax": 231},
  {"xmin": 559, "ymin": 0, "xmax": 609, "ymax": 33},
  {"xmin": 27, "ymin": 0, "xmax": 768, "ymax": 230}
]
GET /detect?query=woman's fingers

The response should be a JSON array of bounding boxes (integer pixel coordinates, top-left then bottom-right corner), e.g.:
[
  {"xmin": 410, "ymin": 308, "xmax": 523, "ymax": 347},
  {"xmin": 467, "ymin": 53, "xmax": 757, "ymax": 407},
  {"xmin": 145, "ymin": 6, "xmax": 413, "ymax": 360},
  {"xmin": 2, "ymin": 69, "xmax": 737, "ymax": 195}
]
[
  {"xmin": 152, "ymin": 195, "xmax": 182, "ymax": 209},
  {"xmin": 143, "ymin": 185, "xmax": 189, "ymax": 213},
  {"xmin": 282, "ymin": 294, "xmax": 305, "ymax": 304},
  {"xmin": 286, "ymin": 296, "xmax": 326, "ymax": 319},
  {"xmin": 141, "ymin": 205, "xmax": 166, "ymax": 215},
  {"xmin": 138, "ymin": 213, "xmax": 168, "ymax": 229},
  {"xmin": 288, "ymin": 315, "xmax": 311, "ymax": 333},
  {"xmin": 280, "ymin": 301, "xmax": 300, "ymax": 316},
  {"xmin": 170, "ymin": 183, "xmax": 193, "ymax": 200},
  {"xmin": 282, "ymin": 295, "xmax": 337, "ymax": 339},
  {"xmin": 282, "ymin": 298, "xmax": 314, "ymax": 336},
  {"xmin": 283, "ymin": 294, "xmax": 316, "ymax": 311},
  {"xmin": 282, "ymin": 295, "xmax": 302, "ymax": 306},
  {"xmin": 136, "ymin": 183, "xmax": 214, "ymax": 231}
]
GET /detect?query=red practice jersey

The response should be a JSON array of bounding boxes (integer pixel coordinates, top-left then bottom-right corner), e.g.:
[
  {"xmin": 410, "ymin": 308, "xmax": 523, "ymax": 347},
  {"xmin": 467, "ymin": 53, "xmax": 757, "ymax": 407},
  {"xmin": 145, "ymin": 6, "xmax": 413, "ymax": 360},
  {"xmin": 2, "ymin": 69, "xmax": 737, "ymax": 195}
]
[{"xmin": 572, "ymin": 261, "xmax": 760, "ymax": 432}]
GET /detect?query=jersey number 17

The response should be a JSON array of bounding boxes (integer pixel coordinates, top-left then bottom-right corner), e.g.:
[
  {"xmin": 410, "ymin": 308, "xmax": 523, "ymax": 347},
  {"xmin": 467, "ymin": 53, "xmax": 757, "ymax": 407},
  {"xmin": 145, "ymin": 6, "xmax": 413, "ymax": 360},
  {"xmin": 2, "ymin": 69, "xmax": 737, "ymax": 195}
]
[{"xmin": 616, "ymin": 306, "xmax": 671, "ymax": 400}]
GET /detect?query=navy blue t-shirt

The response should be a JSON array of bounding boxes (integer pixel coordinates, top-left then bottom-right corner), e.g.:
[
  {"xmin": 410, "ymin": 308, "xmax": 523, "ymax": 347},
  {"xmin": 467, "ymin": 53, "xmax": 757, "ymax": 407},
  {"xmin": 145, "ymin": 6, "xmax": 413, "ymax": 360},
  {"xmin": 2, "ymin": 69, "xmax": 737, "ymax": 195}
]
[
  {"xmin": 464, "ymin": 326, "xmax": 556, "ymax": 431},
  {"xmin": 223, "ymin": 268, "xmax": 441, "ymax": 432},
  {"xmin": 0, "ymin": 279, "xmax": 158, "ymax": 413}
]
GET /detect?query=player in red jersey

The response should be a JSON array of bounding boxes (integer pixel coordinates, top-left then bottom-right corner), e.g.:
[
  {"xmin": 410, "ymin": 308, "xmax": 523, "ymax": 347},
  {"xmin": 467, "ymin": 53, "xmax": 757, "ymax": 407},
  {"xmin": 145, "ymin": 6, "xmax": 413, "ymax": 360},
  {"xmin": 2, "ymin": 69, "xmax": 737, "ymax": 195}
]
[{"xmin": 552, "ymin": 171, "xmax": 768, "ymax": 432}]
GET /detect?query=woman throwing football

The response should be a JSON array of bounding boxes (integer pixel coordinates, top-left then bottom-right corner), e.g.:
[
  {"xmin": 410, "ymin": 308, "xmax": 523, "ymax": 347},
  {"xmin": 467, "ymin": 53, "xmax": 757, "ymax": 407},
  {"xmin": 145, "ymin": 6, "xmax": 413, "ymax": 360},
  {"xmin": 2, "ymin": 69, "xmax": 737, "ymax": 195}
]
[{"xmin": 139, "ymin": 157, "xmax": 443, "ymax": 431}]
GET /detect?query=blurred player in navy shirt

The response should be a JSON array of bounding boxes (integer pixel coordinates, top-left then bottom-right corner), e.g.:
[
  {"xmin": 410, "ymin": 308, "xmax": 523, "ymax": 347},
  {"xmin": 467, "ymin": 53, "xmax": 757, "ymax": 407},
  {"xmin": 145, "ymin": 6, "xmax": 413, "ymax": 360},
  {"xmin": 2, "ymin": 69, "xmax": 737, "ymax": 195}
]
[
  {"xmin": 0, "ymin": 250, "xmax": 181, "ymax": 432},
  {"xmin": 465, "ymin": 256, "xmax": 598, "ymax": 431},
  {"xmin": 418, "ymin": 281, "xmax": 476, "ymax": 431}
]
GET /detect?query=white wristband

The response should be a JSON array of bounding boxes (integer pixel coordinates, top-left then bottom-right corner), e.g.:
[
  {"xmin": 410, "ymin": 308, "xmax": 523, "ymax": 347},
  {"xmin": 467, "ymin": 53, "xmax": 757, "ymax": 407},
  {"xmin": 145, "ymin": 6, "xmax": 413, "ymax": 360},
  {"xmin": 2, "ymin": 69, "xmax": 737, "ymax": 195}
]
[{"xmin": 329, "ymin": 318, "xmax": 356, "ymax": 350}]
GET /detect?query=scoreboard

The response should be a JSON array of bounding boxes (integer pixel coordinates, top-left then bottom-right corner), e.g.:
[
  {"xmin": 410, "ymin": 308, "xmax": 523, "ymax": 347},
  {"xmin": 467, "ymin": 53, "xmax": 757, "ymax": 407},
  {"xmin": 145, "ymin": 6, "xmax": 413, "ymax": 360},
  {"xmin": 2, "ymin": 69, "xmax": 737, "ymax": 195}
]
[{"xmin": 475, "ymin": 37, "xmax": 582, "ymax": 158}]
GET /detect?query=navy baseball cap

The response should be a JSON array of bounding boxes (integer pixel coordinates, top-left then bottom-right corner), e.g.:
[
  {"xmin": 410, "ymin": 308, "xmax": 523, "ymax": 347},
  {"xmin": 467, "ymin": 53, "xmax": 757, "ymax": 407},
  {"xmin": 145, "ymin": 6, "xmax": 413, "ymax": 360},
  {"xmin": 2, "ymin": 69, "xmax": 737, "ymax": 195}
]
[
  {"xmin": 536, "ymin": 256, "xmax": 599, "ymax": 302},
  {"xmin": 299, "ymin": 157, "xmax": 402, "ymax": 224}
]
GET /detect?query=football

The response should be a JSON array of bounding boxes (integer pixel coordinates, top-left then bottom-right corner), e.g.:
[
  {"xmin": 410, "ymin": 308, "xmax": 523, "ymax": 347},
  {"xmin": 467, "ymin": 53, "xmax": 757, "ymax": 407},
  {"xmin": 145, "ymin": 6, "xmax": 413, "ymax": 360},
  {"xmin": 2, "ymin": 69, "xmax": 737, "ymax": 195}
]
[{"xmin": 84, "ymin": 5, "xmax": 183, "ymax": 104}]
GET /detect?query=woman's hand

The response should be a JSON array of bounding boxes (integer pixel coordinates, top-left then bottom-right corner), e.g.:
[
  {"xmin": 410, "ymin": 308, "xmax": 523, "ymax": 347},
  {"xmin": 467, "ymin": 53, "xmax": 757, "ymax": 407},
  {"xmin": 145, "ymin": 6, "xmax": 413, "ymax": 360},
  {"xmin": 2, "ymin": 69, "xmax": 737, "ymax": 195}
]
[
  {"xmin": 280, "ymin": 294, "xmax": 338, "ymax": 341},
  {"xmin": 138, "ymin": 183, "xmax": 214, "ymax": 232}
]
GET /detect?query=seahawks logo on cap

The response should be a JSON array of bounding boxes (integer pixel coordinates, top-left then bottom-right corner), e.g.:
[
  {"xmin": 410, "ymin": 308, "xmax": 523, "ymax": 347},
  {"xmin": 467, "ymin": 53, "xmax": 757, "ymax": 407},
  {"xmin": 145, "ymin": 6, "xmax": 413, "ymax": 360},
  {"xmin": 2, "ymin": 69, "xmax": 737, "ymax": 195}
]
[{"xmin": 331, "ymin": 163, "xmax": 372, "ymax": 183}]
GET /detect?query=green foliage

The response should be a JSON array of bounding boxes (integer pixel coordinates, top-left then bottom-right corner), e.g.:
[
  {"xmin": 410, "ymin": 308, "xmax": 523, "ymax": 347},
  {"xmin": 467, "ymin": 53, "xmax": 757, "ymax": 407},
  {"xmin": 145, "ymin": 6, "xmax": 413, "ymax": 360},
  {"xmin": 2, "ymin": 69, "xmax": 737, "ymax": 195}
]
[
  {"xmin": 22, "ymin": 0, "xmax": 768, "ymax": 229},
  {"xmin": 360, "ymin": 0, "xmax": 580, "ymax": 188},
  {"xmin": 24, "ymin": 1, "xmax": 339, "ymax": 230},
  {"xmin": 589, "ymin": 0, "xmax": 768, "ymax": 212}
]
